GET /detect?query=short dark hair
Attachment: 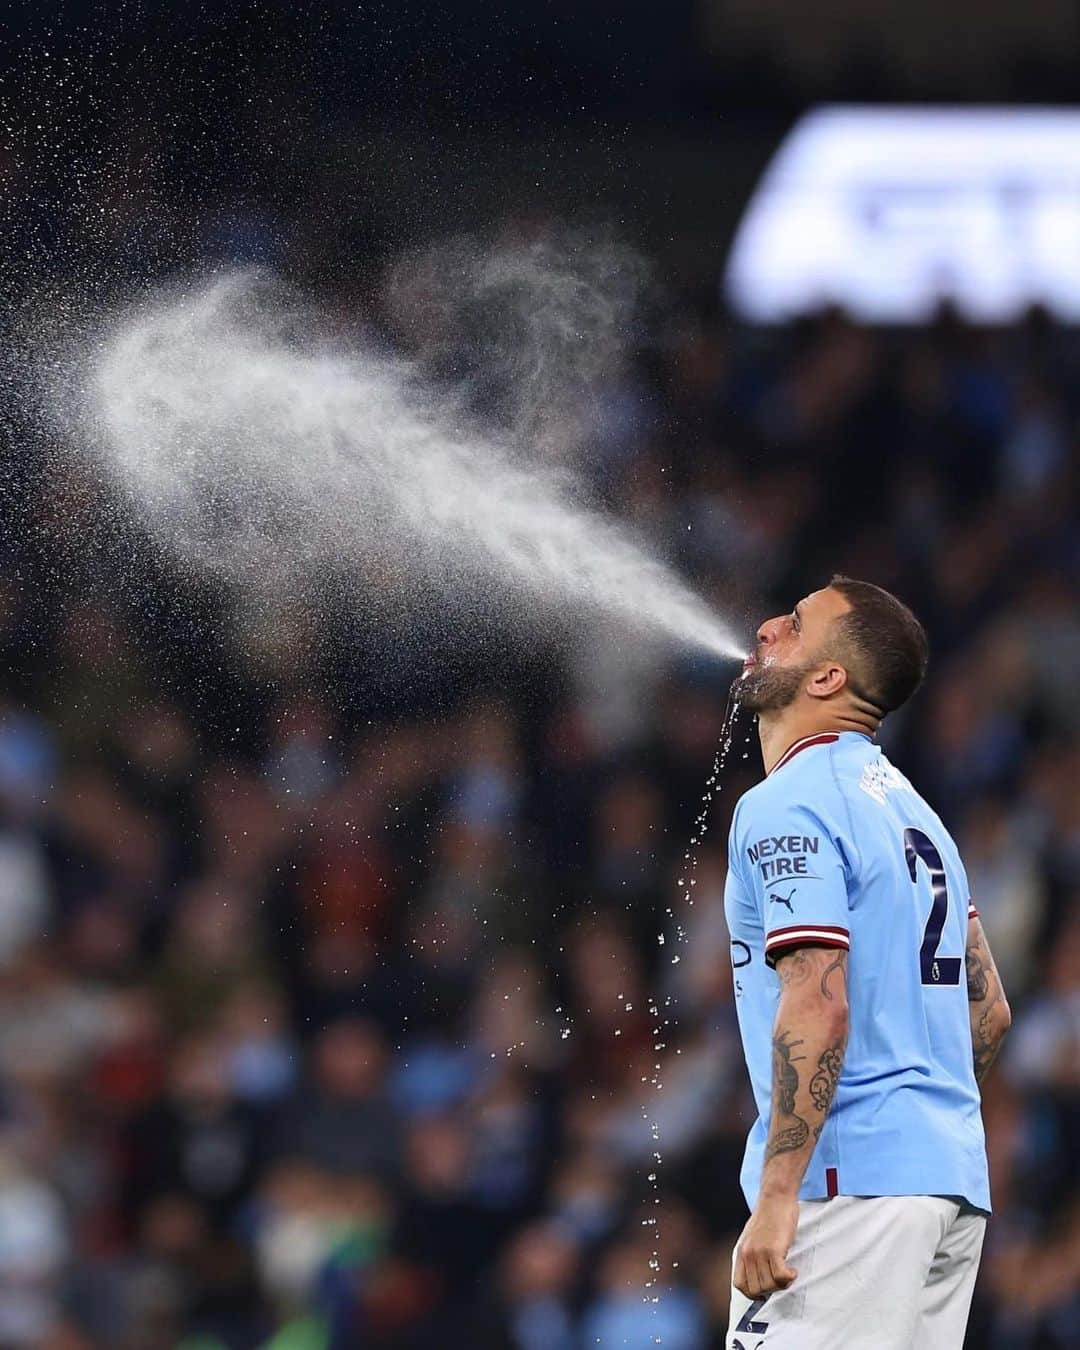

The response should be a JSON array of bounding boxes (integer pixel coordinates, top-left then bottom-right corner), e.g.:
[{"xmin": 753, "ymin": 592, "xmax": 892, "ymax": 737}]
[{"xmin": 827, "ymin": 575, "xmax": 929, "ymax": 715}]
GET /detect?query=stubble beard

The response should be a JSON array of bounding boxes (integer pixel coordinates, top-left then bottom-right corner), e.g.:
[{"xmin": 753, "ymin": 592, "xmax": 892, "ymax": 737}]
[{"xmin": 731, "ymin": 659, "xmax": 814, "ymax": 713}]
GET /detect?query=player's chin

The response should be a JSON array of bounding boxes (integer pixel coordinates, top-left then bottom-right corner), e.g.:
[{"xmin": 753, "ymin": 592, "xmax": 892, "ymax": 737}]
[{"xmin": 731, "ymin": 671, "xmax": 764, "ymax": 707}]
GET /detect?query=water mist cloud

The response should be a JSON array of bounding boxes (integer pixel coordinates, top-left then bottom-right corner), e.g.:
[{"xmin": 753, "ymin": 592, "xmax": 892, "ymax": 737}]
[
  {"xmin": 71, "ymin": 252, "xmax": 742, "ymax": 661},
  {"xmin": 384, "ymin": 234, "xmax": 647, "ymax": 460}
]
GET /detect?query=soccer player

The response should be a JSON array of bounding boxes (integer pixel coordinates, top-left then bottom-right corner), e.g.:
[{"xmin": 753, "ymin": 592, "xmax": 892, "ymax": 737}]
[{"xmin": 724, "ymin": 576, "xmax": 1011, "ymax": 1349}]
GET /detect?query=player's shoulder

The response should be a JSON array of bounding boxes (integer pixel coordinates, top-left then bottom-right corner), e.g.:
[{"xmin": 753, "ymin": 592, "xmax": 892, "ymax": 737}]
[
  {"xmin": 732, "ymin": 734, "xmax": 853, "ymax": 835},
  {"xmin": 843, "ymin": 742, "xmax": 960, "ymax": 847},
  {"xmin": 826, "ymin": 738, "xmax": 961, "ymax": 856}
]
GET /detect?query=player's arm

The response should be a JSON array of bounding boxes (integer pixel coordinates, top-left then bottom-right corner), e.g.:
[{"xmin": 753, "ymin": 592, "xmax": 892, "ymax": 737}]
[
  {"xmin": 763, "ymin": 945, "xmax": 849, "ymax": 1187},
  {"xmin": 965, "ymin": 912, "xmax": 1011, "ymax": 1084},
  {"xmin": 734, "ymin": 944, "xmax": 849, "ymax": 1300}
]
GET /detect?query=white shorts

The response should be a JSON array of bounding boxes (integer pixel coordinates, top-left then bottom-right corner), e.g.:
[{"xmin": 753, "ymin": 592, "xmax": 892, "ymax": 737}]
[{"xmin": 727, "ymin": 1195, "xmax": 985, "ymax": 1350}]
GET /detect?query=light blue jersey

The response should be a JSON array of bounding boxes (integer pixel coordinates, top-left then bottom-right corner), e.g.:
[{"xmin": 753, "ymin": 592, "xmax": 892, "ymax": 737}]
[{"xmin": 724, "ymin": 731, "xmax": 990, "ymax": 1213}]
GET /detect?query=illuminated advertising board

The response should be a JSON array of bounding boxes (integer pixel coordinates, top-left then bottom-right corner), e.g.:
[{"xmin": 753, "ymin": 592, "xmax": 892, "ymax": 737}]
[{"xmin": 725, "ymin": 107, "xmax": 1080, "ymax": 323}]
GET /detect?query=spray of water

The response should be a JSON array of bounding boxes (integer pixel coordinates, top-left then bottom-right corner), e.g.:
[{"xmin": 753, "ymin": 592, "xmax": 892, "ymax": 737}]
[
  {"xmin": 384, "ymin": 234, "xmax": 646, "ymax": 462},
  {"xmin": 62, "ymin": 263, "xmax": 742, "ymax": 660}
]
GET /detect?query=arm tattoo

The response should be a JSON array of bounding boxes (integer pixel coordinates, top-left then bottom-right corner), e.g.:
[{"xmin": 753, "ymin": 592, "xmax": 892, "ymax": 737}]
[
  {"xmin": 765, "ymin": 953, "xmax": 850, "ymax": 1168},
  {"xmin": 776, "ymin": 950, "xmax": 813, "ymax": 988},
  {"xmin": 820, "ymin": 951, "xmax": 847, "ymax": 1001},
  {"xmin": 770, "ymin": 1120, "xmax": 810, "ymax": 1154},
  {"xmin": 773, "ymin": 1030, "xmax": 805, "ymax": 1113},
  {"xmin": 966, "ymin": 947, "xmax": 989, "ymax": 1003},
  {"xmin": 965, "ymin": 920, "xmax": 1009, "ymax": 1083},
  {"xmin": 765, "ymin": 1030, "xmax": 810, "ymax": 1160},
  {"xmin": 972, "ymin": 1002, "xmax": 1003, "ymax": 1083},
  {"xmin": 809, "ymin": 1041, "xmax": 844, "ymax": 1113},
  {"xmin": 777, "ymin": 948, "xmax": 847, "ymax": 998}
]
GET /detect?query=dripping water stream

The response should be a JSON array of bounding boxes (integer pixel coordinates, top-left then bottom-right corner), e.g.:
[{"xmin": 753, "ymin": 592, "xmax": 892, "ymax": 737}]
[{"xmin": 642, "ymin": 694, "xmax": 749, "ymax": 1337}]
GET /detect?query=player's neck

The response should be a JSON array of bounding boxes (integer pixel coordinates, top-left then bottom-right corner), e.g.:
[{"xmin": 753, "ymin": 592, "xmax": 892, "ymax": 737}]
[{"xmin": 756, "ymin": 708, "xmax": 875, "ymax": 775}]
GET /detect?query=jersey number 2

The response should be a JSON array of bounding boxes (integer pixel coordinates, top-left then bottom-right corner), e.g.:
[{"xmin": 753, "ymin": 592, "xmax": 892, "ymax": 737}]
[{"xmin": 904, "ymin": 827, "xmax": 962, "ymax": 986}]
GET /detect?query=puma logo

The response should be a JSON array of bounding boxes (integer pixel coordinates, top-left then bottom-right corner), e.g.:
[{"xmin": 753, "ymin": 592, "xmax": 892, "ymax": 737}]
[{"xmin": 769, "ymin": 887, "xmax": 797, "ymax": 914}]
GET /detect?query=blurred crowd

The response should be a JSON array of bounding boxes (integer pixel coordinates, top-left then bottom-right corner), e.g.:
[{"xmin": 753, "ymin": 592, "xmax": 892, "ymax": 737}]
[{"xmin": 1, "ymin": 226, "xmax": 1079, "ymax": 1350}]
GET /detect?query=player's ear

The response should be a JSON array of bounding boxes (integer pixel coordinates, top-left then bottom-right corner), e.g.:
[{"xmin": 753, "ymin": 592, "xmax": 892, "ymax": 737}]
[{"xmin": 807, "ymin": 663, "xmax": 848, "ymax": 700}]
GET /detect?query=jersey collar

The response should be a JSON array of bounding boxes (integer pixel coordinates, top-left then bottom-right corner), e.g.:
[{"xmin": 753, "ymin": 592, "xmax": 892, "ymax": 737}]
[{"xmin": 767, "ymin": 732, "xmax": 841, "ymax": 777}]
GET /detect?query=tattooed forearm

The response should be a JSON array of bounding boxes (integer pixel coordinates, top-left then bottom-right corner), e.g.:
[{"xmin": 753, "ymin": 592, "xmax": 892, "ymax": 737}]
[
  {"xmin": 761, "ymin": 950, "xmax": 853, "ymax": 1182},
  {"xmin": 761, "ymin": 947, "xmax": 849, "ymax": 1192}
]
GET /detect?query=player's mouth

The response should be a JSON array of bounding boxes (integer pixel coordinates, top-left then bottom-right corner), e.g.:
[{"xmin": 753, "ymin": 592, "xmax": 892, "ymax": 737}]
[{"xmin": 742, "ymin": 654, "xmax": 758, "ymax": 672}]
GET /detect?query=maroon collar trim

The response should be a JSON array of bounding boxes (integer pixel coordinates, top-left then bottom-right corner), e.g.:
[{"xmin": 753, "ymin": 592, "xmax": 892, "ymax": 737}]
[{"xmin": 767, "ymin": 732, "xmax": 841, "ymax": 777}]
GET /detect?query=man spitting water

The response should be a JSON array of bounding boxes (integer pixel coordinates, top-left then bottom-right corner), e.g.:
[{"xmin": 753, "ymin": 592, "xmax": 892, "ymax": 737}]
[{"xmin": 724, "ymin": 576, "xmax": 1010, "ymax": 1350}]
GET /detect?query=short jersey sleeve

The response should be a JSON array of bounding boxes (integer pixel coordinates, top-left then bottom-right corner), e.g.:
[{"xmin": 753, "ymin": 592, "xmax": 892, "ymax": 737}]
[{"xmin": 736, "ymin": 797, "xmax": 852, "ymax": 968}]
